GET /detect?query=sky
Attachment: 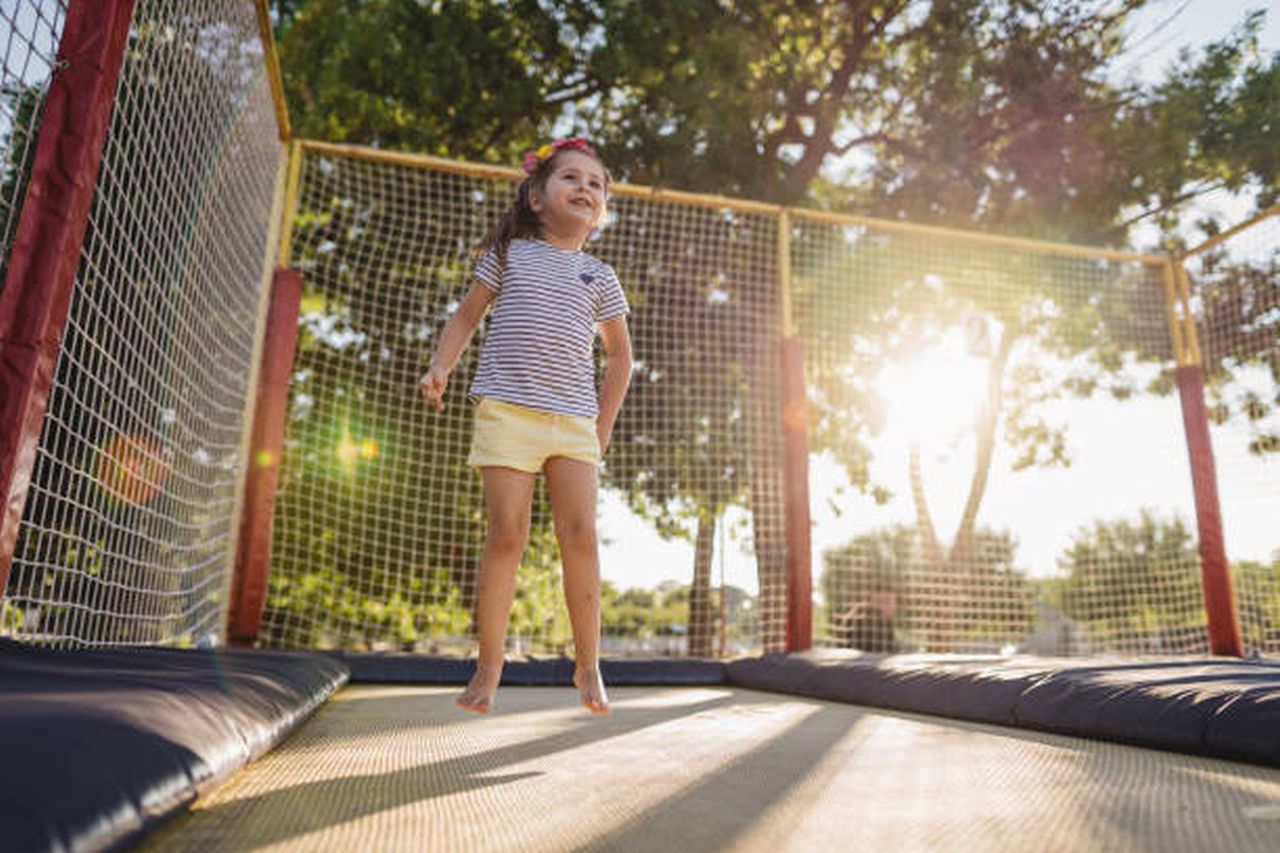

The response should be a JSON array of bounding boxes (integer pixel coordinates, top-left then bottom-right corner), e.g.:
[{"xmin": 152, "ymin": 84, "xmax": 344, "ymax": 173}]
[
  {"xmin": 597, "ymin": 0, "xmax": 1280, "ymax": 598},
  {"xmin": 1115, "ymin": 0, "xmax": 1276, "ymax": 85}
]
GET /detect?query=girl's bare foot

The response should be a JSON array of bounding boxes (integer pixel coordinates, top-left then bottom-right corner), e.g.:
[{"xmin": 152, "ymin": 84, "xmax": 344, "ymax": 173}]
[
  {"xmin": 457, "ymin": 664, "xmax": 502, "ymax": 713},
  {"xmin": 573, "ymin": 666, "xmax": 610, "ymax": 715}
]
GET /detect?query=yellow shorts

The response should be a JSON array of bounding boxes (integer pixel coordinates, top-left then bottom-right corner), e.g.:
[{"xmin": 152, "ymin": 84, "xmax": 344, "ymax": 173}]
[{"xmin": 467, "ymin": 397, "xmax": 600, "ymax": 473}]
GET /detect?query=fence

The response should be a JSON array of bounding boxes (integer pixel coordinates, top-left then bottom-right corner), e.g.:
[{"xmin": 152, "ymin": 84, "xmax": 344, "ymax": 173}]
[
  {"xmin": 1181, "ymin": 207, "xmax": 1280, "ymax": 653},
  {"xmin": 1, "ymin": 1, "xmax": 1276, "ymax": 659},
  {"xmin": 0, "ymin": 0, "xmax": 285, "ymax": 645}
]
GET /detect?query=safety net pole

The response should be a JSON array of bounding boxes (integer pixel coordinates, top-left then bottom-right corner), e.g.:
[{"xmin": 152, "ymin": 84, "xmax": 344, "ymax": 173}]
[
  {"xmin": 229, "ymin": 270, "xmax": 302, "ymax": 646},
  {"xmin": 1171, "ymin": 258, "xmax": 1242, "ymax": 656},
  {"xmin": 779, "ymin": 210, "xmax": 813, "ymax": 651},
  {"xmin": 0, "ymin": 0, "xmax": 135, "ymax": 593},
  {"xmin": 228, "ymin": 139, "xmax": 299, "ymax": 647},
  {"xmin": 225, "ymin": 4, "xmax": 299, "ymax": 645}
]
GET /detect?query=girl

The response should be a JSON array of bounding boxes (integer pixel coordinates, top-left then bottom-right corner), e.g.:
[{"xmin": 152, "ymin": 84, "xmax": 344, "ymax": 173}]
[{"xmin": 420, "ymin": 138, "xmax": 632, "ymax": 715}]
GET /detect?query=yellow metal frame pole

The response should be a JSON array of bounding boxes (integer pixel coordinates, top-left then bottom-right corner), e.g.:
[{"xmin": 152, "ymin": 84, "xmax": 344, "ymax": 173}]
[
  {"xmin": 278, "ymin": 140, "xmax": 304, "ymax": 268},
  {"xmin": 253, "ymin": 0, "xmax": 291, "ymax": 143},
  {"xmin": 295, "ymin": 139, "xmax": 1167, "ymax": 268}
]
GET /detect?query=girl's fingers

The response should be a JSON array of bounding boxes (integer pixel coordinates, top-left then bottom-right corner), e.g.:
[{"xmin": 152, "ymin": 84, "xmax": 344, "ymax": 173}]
[{"xmin": 419, "ymin": 375, "xmax": 446, "ymax": 410}]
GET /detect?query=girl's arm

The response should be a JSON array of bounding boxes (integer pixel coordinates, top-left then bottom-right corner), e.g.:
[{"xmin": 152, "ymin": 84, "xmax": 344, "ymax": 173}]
[
  {"xmin": 419, "ymin": 280, "xmax": 495, "ymax": 410},
  {"xmin": 596, "ymin": 316, "xmax": 633, "ymax": 452}
]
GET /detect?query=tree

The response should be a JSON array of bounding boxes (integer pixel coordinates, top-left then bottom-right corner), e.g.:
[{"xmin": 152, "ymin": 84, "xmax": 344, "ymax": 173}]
[
  {"xmin": 276, "ymin": 0, "xmax": 596, "ymax": 162},
  {"xmin": 567, "ymin": 0, "xmax": 1276, "ymax": 652},
  {"xmin": 274, "ymin": 1, "xmax": 1278, "ymax": 652},
  {"xmin": 1192, "ymin": 235, "xmax": 1280, "ymax": 458},
  {"xmin": 1232, "ymin": 556, "xmax": 1280, "ymax": 653},
  {"xmin": 579, "ymin": 1, "xmax": 1275, "ymax": 236},
  {"xmin": 593, "ymin": 202, "xmax": 781, "ymax": 654},
  {"xmin": 1122, "ymin": 10, "xmax": 1279, "ymax": 234},
  {"xmin": 821, "ymin": 524, "xmax": 1033, "ymax": 651},
  {"xmin": 0, "ymin": 81, "xmax": 44, "ymax": 287},
  {"xmin": 1056, "ymin": 510, "xmax": 1205, "ymax": 653}
]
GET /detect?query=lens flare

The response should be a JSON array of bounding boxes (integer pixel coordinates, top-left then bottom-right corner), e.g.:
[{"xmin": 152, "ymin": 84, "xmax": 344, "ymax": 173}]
[{"xmin": 94, "ymin": 432, "xmax": 168, "ymax": 505}]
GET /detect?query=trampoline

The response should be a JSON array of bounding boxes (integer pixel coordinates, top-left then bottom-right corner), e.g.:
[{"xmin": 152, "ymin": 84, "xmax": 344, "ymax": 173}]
[
  {"xmin": 143, "ymin": 684, "xmax": 1280, "ymax": 852},
  {"xmin": 5, "ymin": 5, "xmax": 1280, "ymax": 852},
  {"xmin": 8, "ymin": 643, "xmax": 1280, "ymax": 851}
]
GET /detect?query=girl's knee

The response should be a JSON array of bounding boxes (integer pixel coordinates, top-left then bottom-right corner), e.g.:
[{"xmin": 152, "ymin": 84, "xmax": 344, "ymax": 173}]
[
  {"xmin": 555, "ymin": 517, "xmax": 597, "ymax": 554},
  {"xmin": 486, "ymin": 515, "xmax": 529, "ymax": 552}
]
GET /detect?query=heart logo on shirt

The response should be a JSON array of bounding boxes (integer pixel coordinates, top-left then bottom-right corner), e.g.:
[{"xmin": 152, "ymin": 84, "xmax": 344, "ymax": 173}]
[{"xmin": 580, "ymin": 273, "xmax": 595, "ymax": 285}]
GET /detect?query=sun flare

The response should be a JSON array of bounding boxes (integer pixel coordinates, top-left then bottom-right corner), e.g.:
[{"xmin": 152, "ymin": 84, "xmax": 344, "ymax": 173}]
[{"xmin": 873, "ymin": 326, "xmax": 992, "ymax": 447}]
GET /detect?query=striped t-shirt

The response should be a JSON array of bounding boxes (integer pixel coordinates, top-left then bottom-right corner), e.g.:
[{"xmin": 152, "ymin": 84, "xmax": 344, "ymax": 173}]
[{"xmin": 468, "ymin": 238, "xmax": 630, "ymax": 418}]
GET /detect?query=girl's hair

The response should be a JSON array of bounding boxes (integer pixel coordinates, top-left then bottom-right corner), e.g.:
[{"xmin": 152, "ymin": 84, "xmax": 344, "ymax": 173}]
[{"xmin": 476, "ymin": 139, "xmax": 611, "ymax": 267}]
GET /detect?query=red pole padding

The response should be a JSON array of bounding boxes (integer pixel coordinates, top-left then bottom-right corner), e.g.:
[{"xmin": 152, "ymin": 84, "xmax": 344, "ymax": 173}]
[
  {"xmin": 780, "ymin": 337, "xmax": 813, "ymax": 652},
  {"xmin": 0, "ymin": 0, "xmax": 136, "ymax": 594},
  {"xmin": 1175, "ymin": 363, "xmax": 1243, "ymax": 656},
  {"xmin": 227, "ymin": 269, "xmax": 303, "ymax": 647}
]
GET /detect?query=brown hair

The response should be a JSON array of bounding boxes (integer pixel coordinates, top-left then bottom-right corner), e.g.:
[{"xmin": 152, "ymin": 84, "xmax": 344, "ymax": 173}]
[{"xmin": 476, "ymin": 145, "xmax": 611, "ymax": 268}]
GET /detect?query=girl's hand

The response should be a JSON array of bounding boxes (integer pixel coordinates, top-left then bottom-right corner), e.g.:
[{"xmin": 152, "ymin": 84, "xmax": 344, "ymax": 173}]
[
  {"xmin": 419, "ymin": 365, "xmax": 448, "ymax": 411},
  {"xmin": 596, "ymin": 421, "xmax": 611, "ymax": 455}
]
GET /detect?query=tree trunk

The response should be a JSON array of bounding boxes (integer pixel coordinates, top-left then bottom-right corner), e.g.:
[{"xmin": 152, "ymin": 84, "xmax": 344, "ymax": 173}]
[
  {"xmin": 749, "ymin": 452, "xmax": 788, "ymax": 653},
  {"xmin": 943, "ymin": 328, "xmax": 1017, "ymax": 650},
  {"xmin": 688, "ymin": 511, "xmax": 715, "ymax": 657},
  {"xmin": 909, "ymin": 441, "xmax": 949, "ymax": 650},
  {"xmin": 950, "ymin": 329, "xmax": 1017, "ymax": 566},
  {"xmin": 909, "ymin": 441, "xmax": 944, "ymax": 566}
]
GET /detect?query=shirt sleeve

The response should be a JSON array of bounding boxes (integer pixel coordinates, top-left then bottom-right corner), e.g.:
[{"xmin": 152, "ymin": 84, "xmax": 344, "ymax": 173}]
[
  {"xmin": 473, "ymin": 247, "xmax": 502, "ymax": 293},
  {"xmin": 596, "ymin": 263, "xmax": 629, "ymax": 323}
]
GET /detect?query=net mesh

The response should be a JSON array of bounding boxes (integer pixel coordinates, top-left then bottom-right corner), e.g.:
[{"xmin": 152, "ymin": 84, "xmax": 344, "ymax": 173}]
[
  {"xmin": 1, "ymin": 3, "xmax": 1273, "ymax": 656},
  {"xmin": 266, "ymin": 143, "xmax": 1263, "ymax": 659},
  {"xmin": 792, "ymin": 219, "xmax": 1204, "ymax": 655},
  {"xmin": 1182, "ymin": 209, "xmax": 1280, "ymax": 655},
  {"xmin": 261, "ymin": 149, "xmax": 786, "ymax": 655},
  {"xmin": 1, "ymin": 0, "xmax": 283, "ymax": 646},
  {"xmin": 0, "ymin": 0, "xmax": 64, "ymax": 280}
]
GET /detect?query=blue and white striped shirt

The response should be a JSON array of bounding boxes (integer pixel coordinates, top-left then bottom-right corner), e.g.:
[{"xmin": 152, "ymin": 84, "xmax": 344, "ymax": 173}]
[{"xmin": 468, "ymin": 238, "xmax": 629, "ymax": 418}]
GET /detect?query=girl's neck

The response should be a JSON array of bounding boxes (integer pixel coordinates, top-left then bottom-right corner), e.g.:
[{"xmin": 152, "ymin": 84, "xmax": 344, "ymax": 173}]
[{"xmin": 537, "ymin": 225, "xmax": 586, "ymax": 252}]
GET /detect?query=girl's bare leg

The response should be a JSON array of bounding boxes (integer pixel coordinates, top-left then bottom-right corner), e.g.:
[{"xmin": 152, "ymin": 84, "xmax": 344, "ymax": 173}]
[
  {"xmin": 458, "ymin": 466, "xmax": 536, "ymax": 713},
  {"xmin": 544, "ymin": 456, "xmax": 609, "ymax": 714}
]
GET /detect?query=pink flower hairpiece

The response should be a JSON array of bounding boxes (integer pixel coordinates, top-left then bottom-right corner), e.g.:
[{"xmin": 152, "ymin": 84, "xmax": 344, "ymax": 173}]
[{"xmin": 521, "ymin": 137, "xmax": 597, "ymax": 174}]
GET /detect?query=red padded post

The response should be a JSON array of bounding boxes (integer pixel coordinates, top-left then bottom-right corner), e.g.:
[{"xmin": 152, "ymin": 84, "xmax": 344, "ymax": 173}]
[
  {"xmin": 1176, "ymin": 363, "xmax": 1243, "ymax": 657},
  {"xmin": 227, "ymin": 269, "xmax": 303, "ymax": 647},
  {"xmin": 780, "ymin": 337, "xmax": 812, "ymax": 652},
  {"xmin": 0, "ymin": 0, "xmax": 136, "ymax": 593}
]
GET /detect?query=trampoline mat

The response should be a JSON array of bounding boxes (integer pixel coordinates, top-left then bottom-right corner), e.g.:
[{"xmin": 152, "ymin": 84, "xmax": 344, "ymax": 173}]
[{"xmin": 143, "ymin": 685, "xmax": 1280, "ymax": 852}]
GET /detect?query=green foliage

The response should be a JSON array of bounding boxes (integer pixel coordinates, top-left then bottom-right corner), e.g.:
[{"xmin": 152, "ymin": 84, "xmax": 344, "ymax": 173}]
[
  {"xmin": 278, "ymin": 1, "xmax": 1277, "ymax": 234},
  {"xmin": 264, "ymin": 564, "xmax": 470, "ymax": 650},
  {"xmin": 1056, "ymin": 510, "xmax": 1206, "ymax": 652},
  {"xmin": 568, "ymin": 1, "xmax": 1274, "ymax": 239},
  {"xmin": 0, "ymin": 81, "xmax": 44, "ymax": 284},
  {"xmin": 1132, "ymin": 10, "xmax": 1280, "ymax": 229},
  {"xmin": 1234, "ymin": 558, "xmax": 1280, "ymax": 651},
  {"xmin": 597, "ymin": 204, "xmax": 777, "ymax": 534},
  {"xmin": 820, "ymin": 524, "xmax": 1033, "ymax": 649},
  {"xmin": 1193, "ymin": 243, "xmax": 1280, "ymax": 455},
  {"xmin": 278, "ymin": 0, "xmax": 593, "ymax": 161},
  {"xmin": 601, "ymin": 581, "xmax": 693, "ymax": 645},
  {"xmin": 508, "ymin": 524, "xmax": 573, "ymax": 653},
  {"xmin": 260, "ymin": 153, "xmax": 497, "ymax": 649},
  {"xmin": 269, "ymin": 1, "xmax": 1278, "ymax": 654}
]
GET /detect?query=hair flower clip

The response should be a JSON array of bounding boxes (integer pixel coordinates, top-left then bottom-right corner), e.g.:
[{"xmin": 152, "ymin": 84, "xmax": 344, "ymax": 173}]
[{"xmin": 521, "ymin": 137, "xmax": 597, "ymax": 174}]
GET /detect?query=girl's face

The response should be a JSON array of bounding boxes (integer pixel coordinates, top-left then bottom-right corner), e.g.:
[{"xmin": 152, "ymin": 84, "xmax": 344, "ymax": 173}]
[{"xmin": 530, "ymin": 150, "xmax": 609, "ymax": 246}]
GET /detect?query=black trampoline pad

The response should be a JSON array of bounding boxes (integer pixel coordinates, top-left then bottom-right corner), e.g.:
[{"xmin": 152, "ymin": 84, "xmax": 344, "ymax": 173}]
[{"xmin": 0, "ymin": 640, "xmax": 346, "ymax": 851}]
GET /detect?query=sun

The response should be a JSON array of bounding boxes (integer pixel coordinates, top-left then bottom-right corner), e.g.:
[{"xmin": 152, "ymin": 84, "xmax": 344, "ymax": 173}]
[{"xmin": 873, "ymin": 324, "xmax": 992, "ymax": 448}]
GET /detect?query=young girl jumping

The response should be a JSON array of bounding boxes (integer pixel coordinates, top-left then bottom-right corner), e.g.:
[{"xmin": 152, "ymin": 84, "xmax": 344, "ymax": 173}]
[{"xmin": 420, "ymin": 138, "xmax": 632, "ymax": 715}]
